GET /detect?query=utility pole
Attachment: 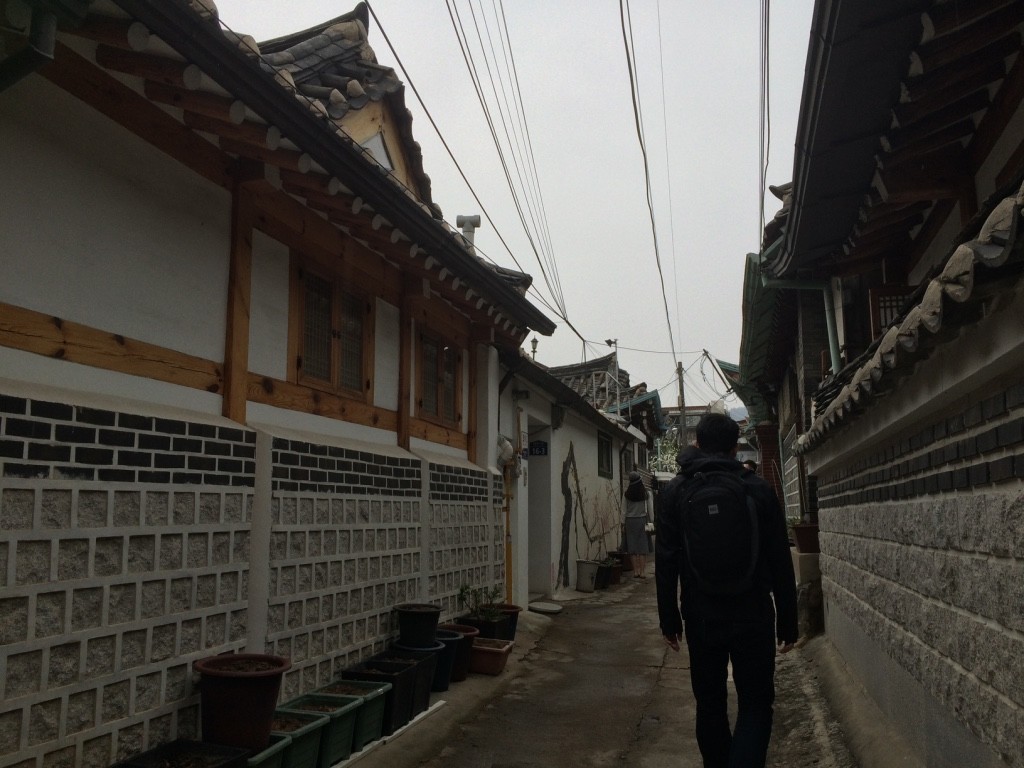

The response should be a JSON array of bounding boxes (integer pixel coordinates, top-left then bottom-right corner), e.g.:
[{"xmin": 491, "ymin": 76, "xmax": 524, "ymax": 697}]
[
  {"xmin": 677, "ymin": 360, "xmax": 688, "ymax": 447},
  {"xmin": 605, "ymin": 339, "xmax": 620, "ymax": 416}
]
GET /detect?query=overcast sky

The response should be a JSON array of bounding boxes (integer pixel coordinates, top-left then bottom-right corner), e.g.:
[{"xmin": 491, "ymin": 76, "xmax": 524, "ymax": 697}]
[{"xmin": 212, "ymin": 0, "xmax": 814, "ymax": 409}]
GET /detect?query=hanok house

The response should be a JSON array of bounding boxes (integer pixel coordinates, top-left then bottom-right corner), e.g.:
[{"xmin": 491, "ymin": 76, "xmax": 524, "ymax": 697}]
[
  {"xmin": 0, "ymin": 2, "xmax": 555, "ymax": 766},
  {"xmin": 545, "ymin": 352, "xmax": 666, "ymax": 471},
  {"xmin": 738, "ymin": 2, "xmax": 1024, "ymax": 766}
]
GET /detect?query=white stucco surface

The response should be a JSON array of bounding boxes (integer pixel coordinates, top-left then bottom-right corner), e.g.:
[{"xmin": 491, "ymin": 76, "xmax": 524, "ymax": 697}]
[
  {"xmin": 248, "ymin": 231, "xmax": 291, "ymax": 380},
  {"xmin": 0, "ymin": 77, "xmax": 231, "ymax": 362}
]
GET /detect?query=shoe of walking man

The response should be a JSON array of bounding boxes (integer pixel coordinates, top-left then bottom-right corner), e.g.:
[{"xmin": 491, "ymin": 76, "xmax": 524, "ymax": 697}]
[{"xmin": 655, "ymin": 413, "xmax": 798, "ymax": 768}]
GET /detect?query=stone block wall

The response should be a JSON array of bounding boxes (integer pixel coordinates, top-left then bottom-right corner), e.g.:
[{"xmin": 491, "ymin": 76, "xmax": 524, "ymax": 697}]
[
  {"xmin": 0, "ymin": 397, "xmax": 509, "ymax": 768},
  {"xmin": 0, "ymin": 397, "xmax": 255, "ymax": 768},
  {"xmin": 816, "ymin": 378, "xmax": 1024, "ymax": 766}
]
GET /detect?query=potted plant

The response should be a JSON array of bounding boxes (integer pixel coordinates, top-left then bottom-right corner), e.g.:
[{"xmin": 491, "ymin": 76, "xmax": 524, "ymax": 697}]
[
  {"xmin": 437, "ymin": 622, "xmax": 480, "ymax": 682},
  {"xmin": 246, "ymin": 734, "xmax": 290, "ymax": 768},
  {"xmin": 278, "ymin": 693, "xmax": 362, "ymax": 768},
  {"xmin": 194, "ymin": 653, "xmax": 291, "ymax": 752},
  {"xmin": 479, "ymin": 601, "xmax": 524, "ymax": 640},
  {"xmin": 314, "ymin": 679, "xmax": 391, "ymax": 751},
  {"xmin": 393, "ymin": 602, "xmax": 441, "ymax": 648},
  {"xmin": 455, "ymin": 583, "xmax": 510, "ymax": 639},
  {"xmin": 468, "ymin": 637, "xmax": 515, "ymax": 676},
  {"xmin": 268, "ymin": 709, "xmax": 329, "ymax": 768}
]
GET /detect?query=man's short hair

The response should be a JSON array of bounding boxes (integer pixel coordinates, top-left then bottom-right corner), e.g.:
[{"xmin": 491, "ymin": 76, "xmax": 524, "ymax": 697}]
[{"xmin": 695, "ymin": 413, "xmax": 739, "ymax": 455}]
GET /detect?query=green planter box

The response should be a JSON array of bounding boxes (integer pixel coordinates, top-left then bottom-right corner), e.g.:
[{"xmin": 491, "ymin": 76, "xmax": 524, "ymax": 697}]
[
  {"xmin": 279, "ymin": 694, "xmax": 361, "ymax": 768},
  {"xmin": 269, "ymin": 710, "xmax": 328, "ymax": 768},
  {"xmin": 341, "ymin": 659, "xmax": 417, "ymax": 735},
  {"xmin": 247, "ymin": 734, "xmax": 290, "ymax": 768},
  {"xmin": 315, "ymin": 680, "xmax": 390, "ymax": 751},
  {"xmin": 112, "ymin": 740, "xmax": 247, "ymax": 768}
]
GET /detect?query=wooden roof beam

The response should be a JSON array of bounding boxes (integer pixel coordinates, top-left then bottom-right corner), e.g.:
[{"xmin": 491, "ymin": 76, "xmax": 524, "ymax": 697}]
[
  {"xmin": 219, "ymin": 137, "xmax": 311, "ymax": 173},
  {"xmin": 880, "ymin": 119, "xmax": 974, "ymax": 164},
  {"xmin": 922, "ymin": 0, "xmax": 1022, "ymax": 43},
  {"xmin": 94, "ymin": 43, "xmax": 201, "ymax": 89},
  {"xmin": 874, "ymin": 144, "xmax": 966, "ymax": 204},
  {"xmin": 890, "ymin": 89, "xmax": 990, "ymax": 134},
  {"xmin": 42, "ymin": 41, "xmax": 233, "ymax": 188},
  {"xmin": 145, "ymin": 80, "xmax": 246, "ymax": 124},
  {"xmin": 911, "ymin": 8, "xmax": 1023, "ymax": 75},
  {"xmin": 901, "ymin": 36, "xmax": 1015, "ymax": 103},
  {"xmin": 893, "ymin": 62, "xmax": 1004, "ymax": 126},
  {"xmin": 857, "ymin": 200, "xmax": 931, "ymax": 229},
  {"xmin": 183, "ymin": 112, "xmax": 282, "ymax": 151},
  {"xmin": 68, "ymin": 14, "xmax": 151, "ymax": 51}
]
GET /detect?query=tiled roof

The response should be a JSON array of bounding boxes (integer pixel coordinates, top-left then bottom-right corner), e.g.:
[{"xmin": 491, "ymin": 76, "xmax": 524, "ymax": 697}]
[
  {"xmin": 46, "ymin": 0, "xmax": 556, "ymax": 338},
  {"xmin": 797, "ymin": 180, "xmax": 1024, "ymax": 453},
  {"xmin": 255, "ymin": 4, "xmax": 438, "ymax": 215}
]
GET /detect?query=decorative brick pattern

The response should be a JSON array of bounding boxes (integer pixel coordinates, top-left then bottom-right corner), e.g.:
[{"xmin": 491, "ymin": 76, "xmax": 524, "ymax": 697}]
[
  {"xmin": 428, "ymin": 462, "xmax": 489, "ymax": 502},
  {"xmin": 0, "ymin": 400, "xmax": 254, "ymax": 768},
  {"xmin": 818, "ymin": 381, "xmax": 1024, "ymax": 508},
  {"xmin": 0, "ymin": 398, "xmax": 256, "ymax": 487},
  {"xmin": 0, "ymin": 398, "xmax": 510, "ymax": 768},
  {"xmin": 271, "ymin": 438, "xmax": 420, "ymax": 496},
  {"xmin": 814, "ymin": 376, "xmax": 1024, "ymax": 766}
]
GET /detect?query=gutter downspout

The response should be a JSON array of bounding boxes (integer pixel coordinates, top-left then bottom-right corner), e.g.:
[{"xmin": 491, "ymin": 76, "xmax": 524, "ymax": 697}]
[
  {"xmin": 749, "ymin": 253, "xmax": 842, "ymax": 376},
  {"xmin": 0, "ymin": 8, "xmax": 56, "ymax": 93}
]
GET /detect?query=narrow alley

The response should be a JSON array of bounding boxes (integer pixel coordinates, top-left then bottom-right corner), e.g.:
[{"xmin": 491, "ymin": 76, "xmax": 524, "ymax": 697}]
[{"xmin": 349, "ymin": 578, "xmax": 866, "ymax": 768}]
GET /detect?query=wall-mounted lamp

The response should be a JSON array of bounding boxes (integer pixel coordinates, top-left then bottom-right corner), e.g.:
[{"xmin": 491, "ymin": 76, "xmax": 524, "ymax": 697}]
[{"xmin": 530, "ymin": 337, "xmax": 538, "ymax": 360}]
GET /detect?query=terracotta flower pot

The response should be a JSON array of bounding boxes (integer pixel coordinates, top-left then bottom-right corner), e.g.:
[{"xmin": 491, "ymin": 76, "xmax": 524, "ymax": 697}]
[
  {"xmin": 468, "ymin": 638, "xmax": 514, "ymax": 676},
  {"xmin": 194, "ymin": 653, "xmax": 291, "ymax": 752}
]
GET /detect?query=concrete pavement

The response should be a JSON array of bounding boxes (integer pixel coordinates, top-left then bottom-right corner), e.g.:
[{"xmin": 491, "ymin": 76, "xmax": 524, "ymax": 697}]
[{"xmin": 339, "ymin": 572, "xmax": 917, "ymax": 768}]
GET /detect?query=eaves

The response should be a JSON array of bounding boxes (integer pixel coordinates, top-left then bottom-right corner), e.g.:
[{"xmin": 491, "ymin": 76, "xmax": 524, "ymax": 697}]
[{"xmin": 110, "ymin": 0, "xmax": 556, "ymax": 337}]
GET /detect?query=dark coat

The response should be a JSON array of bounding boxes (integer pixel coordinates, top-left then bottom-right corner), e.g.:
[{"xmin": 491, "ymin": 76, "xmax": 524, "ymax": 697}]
[{"xmin": 654, "ymin": 450, "xmax": 798, "ymax": 645}]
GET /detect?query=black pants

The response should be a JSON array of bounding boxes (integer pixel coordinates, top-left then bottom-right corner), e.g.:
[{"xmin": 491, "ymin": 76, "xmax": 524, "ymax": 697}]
[{"xmin": 684, "ymin": 616, "xmax": 777, "ymax": 768}]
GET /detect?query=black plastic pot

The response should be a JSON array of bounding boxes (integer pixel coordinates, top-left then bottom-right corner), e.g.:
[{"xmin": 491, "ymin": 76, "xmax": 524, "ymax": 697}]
[{"xmin": 394, "ymin": 602, "xmax": 441, "ymax": 648}]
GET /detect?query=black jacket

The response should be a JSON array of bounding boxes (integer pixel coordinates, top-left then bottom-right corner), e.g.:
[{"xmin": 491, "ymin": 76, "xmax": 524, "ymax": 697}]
[{"xmin": 654, "ymin": 449, "xmax": 798, "ymax": 645}]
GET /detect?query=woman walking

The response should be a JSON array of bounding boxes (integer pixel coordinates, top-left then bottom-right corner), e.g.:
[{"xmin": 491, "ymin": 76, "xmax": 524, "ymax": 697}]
[{"xmin": 623, "ymin": 471, "xmax": 652, "ymax": 578}]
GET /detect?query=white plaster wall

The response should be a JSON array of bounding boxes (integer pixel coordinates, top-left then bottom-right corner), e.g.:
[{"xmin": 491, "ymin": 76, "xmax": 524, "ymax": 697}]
[
  {"xmin": 0, "ymin": 76, "xmax": 232, "ymax": 361},
  {"xmin": 248, "ymin": 231, "xmax": 290, "ymax": 380},
  {"xmin": 373, "ymin": 300, "xmax": 400, "ymax": 411}
]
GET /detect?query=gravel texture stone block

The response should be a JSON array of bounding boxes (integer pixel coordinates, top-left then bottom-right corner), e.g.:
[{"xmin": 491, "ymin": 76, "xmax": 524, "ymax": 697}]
[
  {"xmin": 48, "ymin": 642, "xmax": 81, "ymax": 687},
  {"xmin": 134, "ymin": 671, "xmax": 161, "ymax": 713},
  {"xmin": 127, "ymin": 536, "xmax": 156, "ymax": 574},
  {"xmin": 101, "ymin": 680, "xmax": 130, "ymax": 723},
  {"xmin": 28, "ymin": 698, "xmax": 60, "ymax": 745},
  {"xmin": 85, "ymin": 635, "xmax": 116, "ymax": 679},
  {"xmin": 15, "ymin": 540, "xmax": 51, "ymax": 585},
  {"xmin": 185, "ymin": 533, "xmax": 208, "ymax": 568},
  {"xmin": 0, "ymin": 596, "xmax": 29, "ymax": 644},
  {"xmin": 94, "ymin": 537, "xmax": 124, "ymax": 576},
  {"xmin": 143, "ymin": 492, "xmax": 168, "ymax": 526},
  {"xmin": 77, "ymin": 491, "xmax": 108, "ymax": 527},
  {"xmin": 6, "ymin": 650, "xmax": 42, "ymax": 697},
  {"xmin": 42, "ymin": 744, "xmax": 76, "ymax": 768},
  {"xmin": 1, "ymin": 488, "xmax": 34, "ymax": 530},
  {"xmin": 199, "ymin": 493, "xmax": 221, "ymax": 523},
  {"xmin": 159, "ymin": 534, "xmax": 183, "ymax": 570},
  {"xmin": 121, "ymin": 629, "xmax": 147, "ymax": 670},
  {"xmin": 66, "ymin": 689, "xmax": 96, "ymax": 735},
  {"xmin": 115, "ymin": 722, "xmax": 144, "ymax": 762},
  {"xmin": 0, "ymin": 707, "xmax": 22, "ymax": 754},
  {"xmin": 151, "ymin": 623, "xmax": 177, "ymax": 662},
  {"xmin": 40, "ymin": 490, "xmax": 72, "ymax": 530},
  {"xmin": 56, "ymin": 539, "xmax": 89, "ymax": 581},
  {"xmin": 140, "ymin": 580, "xmax": 165, "ymax": 619},
  {"xmin": 172, "ymin": 493, "xmax": 195, "ymax": 525},
  {"xmin": 195, "ymin": 574, "xmax": 216, "ymax": 608},
  {"xmin": 169, "ymin": 577, "xmax": 192, "ymax": 613},
  {"xmin": 71, "ymin": 587, "xmax": 103, "ymax": 632},
  {"xmin": 82, "ymin": 733, "xmax": 113, "ymax": 768}
]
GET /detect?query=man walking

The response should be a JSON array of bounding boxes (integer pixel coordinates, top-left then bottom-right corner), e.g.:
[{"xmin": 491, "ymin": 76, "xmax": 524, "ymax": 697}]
[{"xmin": 655, "ymin": 413, "xmax": 798, "ymax": 768}]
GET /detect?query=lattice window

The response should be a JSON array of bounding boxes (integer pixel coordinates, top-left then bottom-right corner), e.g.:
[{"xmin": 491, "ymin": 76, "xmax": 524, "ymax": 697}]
[
  {"xmin": 419, "ymin": 332, "xmax": 461, "ymax": 427},
  {"xmin": 869, "ymin": 285, "xmax": 914, "ymax": 339},
  {"xmin": 297, "ymin": 267, "xmax": 367, "ymax": 397}
]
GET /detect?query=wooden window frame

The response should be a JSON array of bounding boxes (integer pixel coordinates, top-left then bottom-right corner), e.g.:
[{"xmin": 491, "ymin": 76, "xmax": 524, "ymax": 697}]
[
  {"xmin": 417, "ymin": 328, "xmax": 463, "ymax": 429},
  {"xmin": 597, "ymin": 432, "xmax": 613, "ymax": 479},
  {"xmin": 292, "ymin": 259, "xmax": 374, "ymax": 402}
]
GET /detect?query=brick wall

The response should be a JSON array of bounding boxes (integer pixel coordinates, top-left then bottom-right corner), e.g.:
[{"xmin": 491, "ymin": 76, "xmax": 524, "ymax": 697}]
[
  {"xmin": 0, "ymin": 397, "xmax": 254, "ymax": 768},
  {"xmin": 815, "ymin": 378, "xmax": 1024, "ymax": 766},
  {"xmin": 0, "ymin": 397, "xmax": 507, "ymax": 768}
]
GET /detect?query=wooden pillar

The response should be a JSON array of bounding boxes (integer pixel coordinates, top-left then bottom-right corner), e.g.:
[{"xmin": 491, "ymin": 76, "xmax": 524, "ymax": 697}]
[
  {"xmin": 397, "ymin": 276, "xmax": 416, "ymax": 450},
  {"xmin": 222, "ymin": 171, "xmax": 259, "ymax": 423}
]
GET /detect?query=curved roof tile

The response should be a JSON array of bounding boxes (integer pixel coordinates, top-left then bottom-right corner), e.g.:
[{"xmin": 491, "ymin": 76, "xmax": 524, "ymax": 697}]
[{"xmin": 798, "ymin": 180, "xmax": 1024, "ymax": 454}]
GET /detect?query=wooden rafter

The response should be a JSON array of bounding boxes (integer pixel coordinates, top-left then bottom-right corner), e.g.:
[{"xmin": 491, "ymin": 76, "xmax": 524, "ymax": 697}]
[
  {"xmin": 875, "ymin": 144, "xmax": 966, "ymax": 204},
  {"xmin": 94, "ymin": 43, "xmax": 201, "ymax": 89},
  {"xmin": 901, "ymin": 35, "xmax": 1016, "ymax": 103},
  {"xmin": 913, "ymin": 6, "xmax": 1024, "ymax": 74},
  {"xmin": 145, "ymin": 80, "xmax": 246, "ymax": 124},
  {"xmin": 42, "ymin": 42, "xmax": 233, "ymax": 188},
  {"xmin": 183, "ymin": 112, "xmax": 282, "ymax": 151},
  {"xmin": 924, "ymin": 0, "xmax": 1017, "ymax": 39}
]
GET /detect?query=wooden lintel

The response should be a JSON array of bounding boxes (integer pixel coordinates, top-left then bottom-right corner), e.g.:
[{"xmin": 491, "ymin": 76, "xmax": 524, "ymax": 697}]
[
  {"xmin": 408, "ymin": 418, "xmax": 468, "ymax": 451},
  {"xmin": 246, "ymin": 374, "xmax": 398, "ymax": 432},
  {"xmin": 145, "ymin": 80, "xmax": 245, "ymax": 125},
  {"xmin": 219, "ymin": 137, "xmax": 310, "ymax": 173},
  {"xmin": 94, "ymin": 44, "xmax": 201, "ymax": 90},
  {"xmin": 42, "ymin": 42, "xmax": 233, "ymax": 189},
  {"xmin": 184, "ymin": 112, "xmax": 281, "ymax": 151},
  {"xmin": 0, "ymin": 301, "xmax": 222, "ymax": 392}
]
